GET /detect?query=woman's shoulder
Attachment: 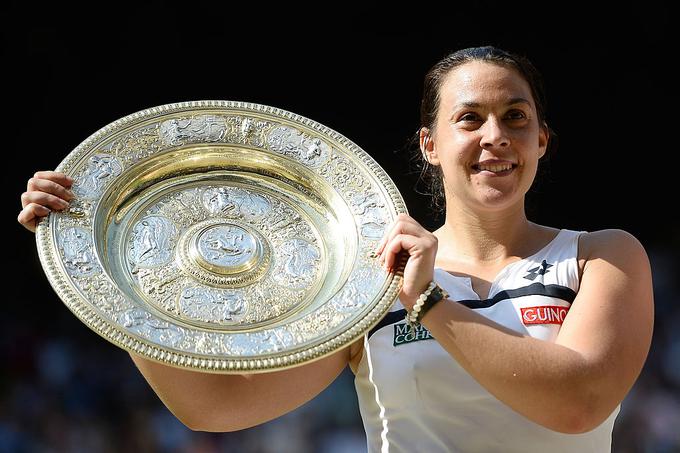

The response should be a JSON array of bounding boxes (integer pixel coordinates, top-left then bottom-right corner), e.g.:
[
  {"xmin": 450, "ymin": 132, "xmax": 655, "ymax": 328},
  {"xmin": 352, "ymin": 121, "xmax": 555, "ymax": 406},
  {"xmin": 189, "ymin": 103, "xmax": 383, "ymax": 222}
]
[{"xmin": 577, "ymin": 229, "xmax": 649, "ymax": 268}]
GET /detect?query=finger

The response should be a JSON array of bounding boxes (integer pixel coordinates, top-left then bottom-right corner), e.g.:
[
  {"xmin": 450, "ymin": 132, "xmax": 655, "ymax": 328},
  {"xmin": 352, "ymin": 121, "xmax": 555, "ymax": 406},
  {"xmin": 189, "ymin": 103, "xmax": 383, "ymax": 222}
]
[
  {"xmin": 377, "ymin": 214, "xmax": 414, "ymax": 254},
  {"xmin": 377, "ymin": 215, "xmax": 427, "ymax": 258},
  {"xmin": 17, "ymin": 203, "xmax": 51, "ymax": 233},
  {"xmin": 25, "ymin": 179, "xmax": 75, "ymax": 207},
  {"xmin": 382, "ymin": 233, "xmax": 423, "ymax": 271},
  {"xmin": 32, "ymin": 171, "xmax": 74, "ymax": 188},
  {"xmin": 21, "ymin": 191, "xmax": 70, "ymax": 211}
]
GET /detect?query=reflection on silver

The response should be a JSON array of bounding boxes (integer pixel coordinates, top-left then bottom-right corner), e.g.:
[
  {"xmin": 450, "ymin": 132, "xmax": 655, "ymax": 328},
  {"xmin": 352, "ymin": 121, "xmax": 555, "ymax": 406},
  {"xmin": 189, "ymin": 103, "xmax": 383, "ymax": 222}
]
[
  {"xmin": 179, "ymin": 287, "xmax": 246, "ymax": 324},
  {"xmin": 73, "ymin": 154, "xmax": 123, "ymax": 199},
  {"xmin": 59, "ymin": 227, "xmax": 100, "ymax": 277},
  {"xmin": 272, "ymin": 238, "xmax": 321, "ymax": 289},
  {"xmin": 160, "ymin": 115, "xmax": 227, "ymax": 145},
  {"xmin": 197, "ymin": 225, "xmax": 256, "ymax": 268},
  {"xmin": 128, "ymin": 216, "xmax": 177, "ymax": 268}
]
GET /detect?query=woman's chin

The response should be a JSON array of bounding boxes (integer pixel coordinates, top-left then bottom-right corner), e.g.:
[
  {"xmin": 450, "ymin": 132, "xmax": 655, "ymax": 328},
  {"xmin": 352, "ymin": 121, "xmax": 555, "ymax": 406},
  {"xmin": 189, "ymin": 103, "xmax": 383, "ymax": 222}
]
[{"xmin": 474, "ymin": 189, "xmax": 524, "ymax": 211}]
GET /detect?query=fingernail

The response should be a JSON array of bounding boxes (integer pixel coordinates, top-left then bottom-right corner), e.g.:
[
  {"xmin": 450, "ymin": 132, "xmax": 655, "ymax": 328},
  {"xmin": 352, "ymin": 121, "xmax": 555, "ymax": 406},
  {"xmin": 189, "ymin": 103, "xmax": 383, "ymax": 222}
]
[{"xmin": 66, "ymin": 190, "xmax": 75, "ymax": 200}]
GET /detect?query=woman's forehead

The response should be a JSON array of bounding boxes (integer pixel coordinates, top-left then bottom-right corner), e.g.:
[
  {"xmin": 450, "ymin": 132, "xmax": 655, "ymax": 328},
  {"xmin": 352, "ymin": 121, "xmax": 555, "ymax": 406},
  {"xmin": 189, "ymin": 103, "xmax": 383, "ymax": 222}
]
[{"xmin": 439, "ymin": 61, "xmax": 534, "ymax": 108}]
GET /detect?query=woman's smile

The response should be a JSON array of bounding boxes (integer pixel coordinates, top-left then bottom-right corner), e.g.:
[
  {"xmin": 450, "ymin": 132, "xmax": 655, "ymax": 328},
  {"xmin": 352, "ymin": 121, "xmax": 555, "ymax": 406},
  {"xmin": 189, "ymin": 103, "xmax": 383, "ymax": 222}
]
[{"xmin": 471, "ymin": 159, "xmax": 518, "ymax": 176}]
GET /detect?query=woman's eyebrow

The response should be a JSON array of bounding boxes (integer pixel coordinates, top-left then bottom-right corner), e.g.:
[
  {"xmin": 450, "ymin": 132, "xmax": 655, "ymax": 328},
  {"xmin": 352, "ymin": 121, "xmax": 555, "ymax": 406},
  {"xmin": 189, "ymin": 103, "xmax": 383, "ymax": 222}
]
[
  {"xmin": 452, "ymin": 98, "xmax": 531, "ymax": 110},
  {"xmin": 507, "ymin": 97, "xmax": 531, "ymax": 106}
]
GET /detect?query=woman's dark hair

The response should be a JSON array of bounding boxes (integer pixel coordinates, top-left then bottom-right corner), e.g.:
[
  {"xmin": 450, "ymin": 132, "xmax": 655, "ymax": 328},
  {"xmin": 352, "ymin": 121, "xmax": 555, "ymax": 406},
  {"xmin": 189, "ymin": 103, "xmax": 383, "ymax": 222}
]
[{"xmin": 416, "ymin": 46, "xmax": 557, "ymax": 216}]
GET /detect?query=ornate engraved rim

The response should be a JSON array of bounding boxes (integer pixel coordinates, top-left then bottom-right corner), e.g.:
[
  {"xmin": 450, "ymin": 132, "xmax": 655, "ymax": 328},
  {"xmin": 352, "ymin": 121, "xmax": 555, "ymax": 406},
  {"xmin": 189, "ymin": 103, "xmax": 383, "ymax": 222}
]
[{"xmin": 36, "ymin": 100, "xmax": 407, "ymax": 373}]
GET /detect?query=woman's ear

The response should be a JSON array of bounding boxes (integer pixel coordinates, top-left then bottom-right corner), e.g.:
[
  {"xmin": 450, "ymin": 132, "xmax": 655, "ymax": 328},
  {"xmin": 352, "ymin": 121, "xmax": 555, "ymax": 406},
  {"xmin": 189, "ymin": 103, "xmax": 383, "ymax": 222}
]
[
  {"xmin": 419, "ymin": 128, "xmax": 439, "ymax": 165},
  {"xmin": 538, "ymin": 121, "xmax": 549, "ymax": 158}
]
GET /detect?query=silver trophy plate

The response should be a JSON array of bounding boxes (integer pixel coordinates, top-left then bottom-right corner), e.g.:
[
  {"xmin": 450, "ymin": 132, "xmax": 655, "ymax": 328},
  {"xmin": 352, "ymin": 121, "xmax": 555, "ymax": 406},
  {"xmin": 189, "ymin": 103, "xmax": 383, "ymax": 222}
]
[{"xmin": 36, "ymin": 101, "xmax": 406, "ymax": 373}]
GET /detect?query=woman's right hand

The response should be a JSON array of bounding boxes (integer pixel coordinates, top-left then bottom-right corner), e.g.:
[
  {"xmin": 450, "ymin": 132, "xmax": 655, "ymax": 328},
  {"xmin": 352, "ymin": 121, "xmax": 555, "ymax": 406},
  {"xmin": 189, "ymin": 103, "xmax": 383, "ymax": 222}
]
[{"xmin": 18, "ymin": 171, "xmax": 75, "ymax": 233}]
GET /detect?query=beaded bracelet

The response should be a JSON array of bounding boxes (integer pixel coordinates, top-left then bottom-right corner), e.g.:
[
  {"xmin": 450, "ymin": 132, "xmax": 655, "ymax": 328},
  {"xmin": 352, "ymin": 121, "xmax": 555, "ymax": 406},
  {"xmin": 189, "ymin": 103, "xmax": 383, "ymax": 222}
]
[{"xmin": 404, "ymin": 281, "xmax": 449, "ymax": 331}]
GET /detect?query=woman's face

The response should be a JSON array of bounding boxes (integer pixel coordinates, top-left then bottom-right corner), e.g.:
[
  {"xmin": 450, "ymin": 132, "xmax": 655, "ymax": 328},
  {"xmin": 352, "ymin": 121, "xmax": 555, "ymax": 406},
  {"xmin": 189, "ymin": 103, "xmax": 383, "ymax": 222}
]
[{"xmin": 426, "ymin": 60, "xmax": 548, "ymax": 213}]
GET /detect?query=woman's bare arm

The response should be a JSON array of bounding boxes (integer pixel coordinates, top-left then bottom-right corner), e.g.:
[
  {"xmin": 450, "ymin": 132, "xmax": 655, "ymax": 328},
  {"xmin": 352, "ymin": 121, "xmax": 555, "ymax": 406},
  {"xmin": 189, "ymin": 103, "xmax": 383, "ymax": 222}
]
[
  {"xmin": 420, "ymin": 229, "xmax": 654, "ymax": 433},
  {"xmin": 130, "ymin": 342, "xmax": 356, "ymax": 432}
]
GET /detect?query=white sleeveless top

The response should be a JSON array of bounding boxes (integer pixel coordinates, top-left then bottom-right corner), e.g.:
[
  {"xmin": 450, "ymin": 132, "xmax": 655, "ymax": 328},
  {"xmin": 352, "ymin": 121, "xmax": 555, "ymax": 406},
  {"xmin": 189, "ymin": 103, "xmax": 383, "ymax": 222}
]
[{"xmin": 354, "ymin": 229, "xmax": 619, "ymax": 452}]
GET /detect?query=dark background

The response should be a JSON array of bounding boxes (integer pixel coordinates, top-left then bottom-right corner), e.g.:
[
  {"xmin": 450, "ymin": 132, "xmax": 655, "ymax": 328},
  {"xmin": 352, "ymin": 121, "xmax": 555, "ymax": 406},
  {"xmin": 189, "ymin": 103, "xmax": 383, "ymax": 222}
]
[{"xmin": 5, "ymin": 2, "xmax": 679, "ymax": 452}]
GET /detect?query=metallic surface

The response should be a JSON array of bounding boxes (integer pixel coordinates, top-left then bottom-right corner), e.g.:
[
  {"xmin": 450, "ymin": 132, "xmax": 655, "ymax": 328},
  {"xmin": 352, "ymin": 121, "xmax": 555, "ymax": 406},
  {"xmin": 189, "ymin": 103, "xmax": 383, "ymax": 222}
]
[{"xmin": 36, "ymin": 101, "xmax": 407, "ymax": 373}]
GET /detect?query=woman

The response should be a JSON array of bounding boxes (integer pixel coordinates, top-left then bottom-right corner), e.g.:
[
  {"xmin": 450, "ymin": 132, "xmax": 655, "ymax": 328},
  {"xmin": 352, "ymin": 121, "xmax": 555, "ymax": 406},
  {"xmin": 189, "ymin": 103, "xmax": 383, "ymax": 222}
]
[{"xmin": 18, "ymin": 46, "xmax": 654, "ymax": 452}]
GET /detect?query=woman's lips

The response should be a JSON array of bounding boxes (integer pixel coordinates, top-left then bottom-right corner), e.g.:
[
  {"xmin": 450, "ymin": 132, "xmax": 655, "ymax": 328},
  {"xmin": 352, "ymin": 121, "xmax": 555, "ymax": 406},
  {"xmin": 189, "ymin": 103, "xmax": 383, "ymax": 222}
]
[{"xmin": 471, "ymin": 161, "xmax": 517, "ymax": 176}]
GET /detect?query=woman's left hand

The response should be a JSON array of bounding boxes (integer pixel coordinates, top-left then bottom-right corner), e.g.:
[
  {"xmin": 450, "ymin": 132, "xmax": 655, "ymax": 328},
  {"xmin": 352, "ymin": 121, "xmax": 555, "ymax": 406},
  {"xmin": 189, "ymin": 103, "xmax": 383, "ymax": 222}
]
[{"xmin": 376, "ymin": 213, "xmax": 438, "ymax": 310}]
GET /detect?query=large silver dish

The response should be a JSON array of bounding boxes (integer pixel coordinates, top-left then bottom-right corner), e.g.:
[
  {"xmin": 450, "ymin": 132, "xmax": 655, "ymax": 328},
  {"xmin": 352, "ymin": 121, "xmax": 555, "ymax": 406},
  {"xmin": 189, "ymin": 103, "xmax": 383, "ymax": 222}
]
[{"xmin": 36, "ymin": 101, "xmax": 406, "ymax": 373}]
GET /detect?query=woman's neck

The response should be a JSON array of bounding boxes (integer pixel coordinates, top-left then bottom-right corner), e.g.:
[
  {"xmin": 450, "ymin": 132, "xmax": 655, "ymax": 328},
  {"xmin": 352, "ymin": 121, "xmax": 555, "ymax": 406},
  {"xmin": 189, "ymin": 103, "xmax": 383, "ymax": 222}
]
[{"xmin": 433, "ymin": 202, "xmax": 538, "ymax": 265}]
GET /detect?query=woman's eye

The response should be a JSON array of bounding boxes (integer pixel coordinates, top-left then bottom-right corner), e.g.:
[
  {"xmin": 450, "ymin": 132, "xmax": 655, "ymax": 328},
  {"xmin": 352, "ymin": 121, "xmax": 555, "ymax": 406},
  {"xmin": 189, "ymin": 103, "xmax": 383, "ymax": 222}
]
[
  {"xmin": 459, "ymin": 113, "xmax": 480, "ymax": 122},
  {"xmin": 505, "ymin": 110, "xmax": 527, "ymax": 120}
]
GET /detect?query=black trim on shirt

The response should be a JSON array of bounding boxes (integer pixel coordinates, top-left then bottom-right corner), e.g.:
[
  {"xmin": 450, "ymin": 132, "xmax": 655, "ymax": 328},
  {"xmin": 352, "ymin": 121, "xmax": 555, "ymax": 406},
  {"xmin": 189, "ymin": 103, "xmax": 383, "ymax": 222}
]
[
  {"xmin": 368, "ymin": 309, "xmax": 407, "ymax": 339},
  {"xmin": 367, "ymin": 283, "xmax": 576, "ymax": 339},
  {"xmin": 457, "ymin": 283, "xmax": 576, "ymax": 309}
]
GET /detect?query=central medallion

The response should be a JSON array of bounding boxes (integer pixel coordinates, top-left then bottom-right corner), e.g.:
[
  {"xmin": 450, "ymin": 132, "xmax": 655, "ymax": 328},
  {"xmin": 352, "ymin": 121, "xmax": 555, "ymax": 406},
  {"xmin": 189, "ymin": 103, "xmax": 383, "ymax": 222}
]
[
  {"xmin": 177, "ymin": 219, "xmax": 271, "ymax": 288},
  {"xmin": 194, "ymin": 224, "xmax": 259, "ymax": 274}
]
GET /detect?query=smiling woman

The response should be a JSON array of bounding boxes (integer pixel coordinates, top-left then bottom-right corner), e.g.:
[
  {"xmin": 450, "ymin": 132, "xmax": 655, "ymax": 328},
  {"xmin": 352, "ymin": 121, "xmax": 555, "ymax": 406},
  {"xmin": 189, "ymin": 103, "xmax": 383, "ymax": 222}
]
[
  {"xmin": 17, "ymin": 46, "xmax": 654, "ymax": 453},
  {"xmin": 417, "ymin": 47, "xmax": 557, "ymax": 216},
  {"xmin": 367, "ymin": 47, "xmax": 653, "ymax": 451}
]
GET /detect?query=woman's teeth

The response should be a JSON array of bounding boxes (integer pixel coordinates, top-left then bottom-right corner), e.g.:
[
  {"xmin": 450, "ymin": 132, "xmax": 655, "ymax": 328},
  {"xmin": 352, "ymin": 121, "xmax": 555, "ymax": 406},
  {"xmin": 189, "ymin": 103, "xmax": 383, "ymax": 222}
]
[{"xmin": 475, "ymin": 163, "xmax": 513, "ymax": 172}]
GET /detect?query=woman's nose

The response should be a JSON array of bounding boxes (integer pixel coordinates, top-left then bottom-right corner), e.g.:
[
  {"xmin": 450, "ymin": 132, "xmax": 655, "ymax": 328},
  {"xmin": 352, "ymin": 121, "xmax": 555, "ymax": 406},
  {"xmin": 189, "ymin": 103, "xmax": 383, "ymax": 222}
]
[{"xmin": 479, "ymin": 117, "xmax": 509, "ymax": 149}]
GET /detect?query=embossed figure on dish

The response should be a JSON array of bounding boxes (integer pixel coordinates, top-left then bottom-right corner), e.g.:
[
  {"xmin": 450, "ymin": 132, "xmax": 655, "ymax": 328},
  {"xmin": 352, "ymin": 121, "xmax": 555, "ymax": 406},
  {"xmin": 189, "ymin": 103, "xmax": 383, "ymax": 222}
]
[
  {"xmin": 267, "ymin": 125, "xmax": 331, "ymax": 167},
  {"xmin": 72, "ymin": 154, "xmax": 124, "ymax": 200},
  {"xmin": 179, "ymin": 287, "xmax": 247, "ymax": 324},
  {"xmin": 226, "ymin": 116, "xmax": 273, "ymax": 147},
  {"xmin": 128, "ymin": 215, "xmax": 178, "ymax": 268},
  {"xmin": 59, "ymin": 226, "xmax": 100, "ymax": 277},
  {"xmin": 160, "ymin": 115, "xmax": 227, "ymax": 146},
  {"xmin": 197, "ymin": 225, "xmax": 257, "ymax": 268},
  {"xmin": 348, "ymin": 190, "xmax": 388, "ymax": 240}
]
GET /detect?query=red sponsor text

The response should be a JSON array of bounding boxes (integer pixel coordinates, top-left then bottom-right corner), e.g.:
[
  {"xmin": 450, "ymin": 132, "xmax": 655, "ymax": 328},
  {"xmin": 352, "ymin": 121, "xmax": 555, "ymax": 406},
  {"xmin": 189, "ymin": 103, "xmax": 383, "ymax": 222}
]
[{"xmin": 520, "ymin": 305, "xmax": 569, "ymax": 325}]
